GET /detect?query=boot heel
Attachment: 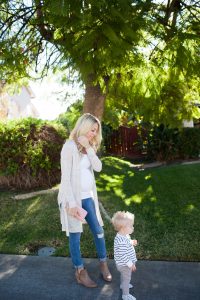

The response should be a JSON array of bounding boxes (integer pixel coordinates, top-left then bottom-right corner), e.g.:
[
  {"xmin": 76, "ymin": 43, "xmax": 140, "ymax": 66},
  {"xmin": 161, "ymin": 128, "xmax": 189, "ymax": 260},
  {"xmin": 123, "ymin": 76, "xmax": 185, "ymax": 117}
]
[
  {"xmin": 99, "ymin": 261, "xmax": 112, "ymax": 282},
  {"xmin": 75, "ymin": 272, "xmax": 81, "ymax": 284},
  {"xmin": 76, "ymin": 277, "xmax": 81, "ymax": 284},
  {"xmin": 75, "ymin": 268, "xmax": 97, "ymax": 288},
  {"xmin": 76, "ymin": 278, "xmax": 81, "ymax": 284}
]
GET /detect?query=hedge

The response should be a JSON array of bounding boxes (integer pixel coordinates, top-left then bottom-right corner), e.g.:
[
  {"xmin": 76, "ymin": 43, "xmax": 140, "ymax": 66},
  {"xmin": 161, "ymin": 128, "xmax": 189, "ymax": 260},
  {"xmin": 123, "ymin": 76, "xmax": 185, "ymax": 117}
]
[
  {"xmin": 146, "ymin": 125, "xmax": 200, "ymax": 161},
  {"xmin": 0, "ymin": 118, "xmax": 67, "ymax": 190}
]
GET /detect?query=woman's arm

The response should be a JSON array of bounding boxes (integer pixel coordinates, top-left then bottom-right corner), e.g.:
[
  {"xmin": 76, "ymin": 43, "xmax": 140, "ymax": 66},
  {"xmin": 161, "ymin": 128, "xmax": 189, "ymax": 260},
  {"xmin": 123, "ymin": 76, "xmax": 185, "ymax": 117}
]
[
  {"xmin": 77, "ymin": 136, "xmax": 102, "ymax": 172},
  {"xmin": 86, "ymin": 147, "xmax": 102, "ymax": 172}
]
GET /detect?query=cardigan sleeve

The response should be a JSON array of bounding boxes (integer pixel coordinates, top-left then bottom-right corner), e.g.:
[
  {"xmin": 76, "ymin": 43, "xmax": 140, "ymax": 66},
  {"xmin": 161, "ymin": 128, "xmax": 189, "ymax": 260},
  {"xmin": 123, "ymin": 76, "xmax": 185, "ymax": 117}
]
[
  {"xmin": 58, "ymin": 142, "xmax": 77, "ymax": 208},
  {"xmin": 86, "ymin": 147, "xmax": 102, "ymax": 172}
]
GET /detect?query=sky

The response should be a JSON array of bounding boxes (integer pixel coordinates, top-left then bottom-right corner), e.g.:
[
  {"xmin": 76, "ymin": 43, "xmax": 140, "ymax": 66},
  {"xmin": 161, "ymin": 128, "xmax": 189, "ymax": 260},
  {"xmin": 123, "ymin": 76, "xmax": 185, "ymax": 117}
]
[{"xmin": 29, "ymin": 76, "xmax": 84, "ymax": 120}]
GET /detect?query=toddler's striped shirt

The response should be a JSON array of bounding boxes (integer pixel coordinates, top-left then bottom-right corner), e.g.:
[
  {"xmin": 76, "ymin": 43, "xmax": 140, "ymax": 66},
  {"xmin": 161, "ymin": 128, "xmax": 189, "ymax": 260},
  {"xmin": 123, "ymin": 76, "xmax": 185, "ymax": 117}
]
[{"xmin": 114, "ymin": 233, "xmax": 137, "ymax": 268}]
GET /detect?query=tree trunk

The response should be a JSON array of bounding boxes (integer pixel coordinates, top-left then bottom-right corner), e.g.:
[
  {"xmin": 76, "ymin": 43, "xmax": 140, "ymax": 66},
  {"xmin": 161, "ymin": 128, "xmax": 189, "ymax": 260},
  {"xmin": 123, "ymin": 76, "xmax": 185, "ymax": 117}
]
[{"xmin": 83, "ymin": 76, "xmax": 106, "ymax": 121}]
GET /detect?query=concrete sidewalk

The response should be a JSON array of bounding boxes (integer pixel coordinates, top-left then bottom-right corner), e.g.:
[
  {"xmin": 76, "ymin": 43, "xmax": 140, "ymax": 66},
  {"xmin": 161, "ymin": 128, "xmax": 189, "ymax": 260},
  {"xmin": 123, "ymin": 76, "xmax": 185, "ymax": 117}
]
[{"xmin": 0, "ymin": 254, "xmax": 200, "ymax": 300}]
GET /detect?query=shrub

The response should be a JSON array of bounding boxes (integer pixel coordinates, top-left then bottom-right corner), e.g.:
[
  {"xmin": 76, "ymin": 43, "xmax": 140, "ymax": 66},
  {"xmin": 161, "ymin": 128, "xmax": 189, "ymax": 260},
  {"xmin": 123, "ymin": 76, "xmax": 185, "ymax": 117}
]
[
  {"xmin": 178, "ymin": 127, "xmax": 200, "ymax": 159},
  {"xmin": 146, "ymin": 125, "xmax": 200, "ymax": 161},
  {"xmin": 146, "ymin": 125, "xmax": 180, "ymax": 161},
  {"xmin": 0, "ymin": 118, "xmax": 67, "ymax": 190}
]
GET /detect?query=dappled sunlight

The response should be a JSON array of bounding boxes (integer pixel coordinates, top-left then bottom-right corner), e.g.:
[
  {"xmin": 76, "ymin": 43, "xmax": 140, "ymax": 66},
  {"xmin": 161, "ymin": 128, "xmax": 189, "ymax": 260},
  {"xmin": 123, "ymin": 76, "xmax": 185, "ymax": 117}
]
[
  {"xmin": 97, "ymin": 173, "xmax": 125, "ymax": 194},
  {"xmin": 0, "ymin": 265, "xmax": 17, "ymax": 280},
  {"xmin": 98, "ymin": 160, "xmax": 158, "ymax": 207},
  {"xmin": 147, "ymin": 186, "xmax": 157, "ymax": 202},
  {"xmin": 186, "ymin": 204, "xmax": 195, "ymax": 211},
  {"xmin": 101, "ymin": 174, "xmax": 125, "ymax": 184},
  {"xmin": 26, "ymin": 197, "xmax": 41, "ymax": 213},
  {"xmin": 124, "ymin": 185, "xmax": 157, "ymax": 206},
  {"xmin": 114, "ymin": 187, "xmax": 126, "ymax": 198},
  {"xmin": 99, "ymin": 173, "xmax": 126, "ymax": 198},
  {"xmin": 127, "ymin": 170, "xmax": 135, "ymax": 177},
  {"xmin": 125, "ymin": 194, "xmax": 142, "ymax": 205},
  {"xmin": 102, "ymin": 156, "xmax": 132, "ymax": 170},
  {"xmin": 182, "ymin": 203, "xmax": 196, "ymax": 214},
  {"xmin": 145, "ymin": 174, "xmax": 151, "ymax": 180},
  {"xmin": 2, "ymin": 219, "xmax": 16, "ymax": 231},
  {"xmin": 16, "ymin": 197, "xmax": 43, "ymax": 227},
  {"xmin": 97, "ymin": 156, "xmax": 158, "ymax": 207}
]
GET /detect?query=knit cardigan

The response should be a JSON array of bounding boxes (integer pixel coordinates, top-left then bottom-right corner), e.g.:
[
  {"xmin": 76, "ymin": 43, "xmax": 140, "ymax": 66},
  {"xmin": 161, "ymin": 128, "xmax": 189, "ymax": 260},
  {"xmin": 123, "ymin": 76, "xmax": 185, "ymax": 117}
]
[{"xmin": 58, "ymin": 139, "xmax": 104, "ymax": 236}]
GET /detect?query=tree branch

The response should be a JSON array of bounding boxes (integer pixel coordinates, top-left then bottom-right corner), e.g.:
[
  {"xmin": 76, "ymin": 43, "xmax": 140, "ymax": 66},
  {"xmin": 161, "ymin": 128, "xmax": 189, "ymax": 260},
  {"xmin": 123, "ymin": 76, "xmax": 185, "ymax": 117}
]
[
  {"xmin": 0, "ymin": 7, "xmax": 34, "ymax": 39},
  {"xmin": 35, "ymin": 0, "xmax": 54, "ymax": 42}
]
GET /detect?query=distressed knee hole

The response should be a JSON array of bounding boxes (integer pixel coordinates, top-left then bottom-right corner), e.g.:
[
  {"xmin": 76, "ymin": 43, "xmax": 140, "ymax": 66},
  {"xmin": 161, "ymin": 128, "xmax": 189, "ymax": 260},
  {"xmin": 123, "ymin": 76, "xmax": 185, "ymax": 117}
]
[{"xmin": 97, "ymin": 233, "xmax": 104, "ymax": 238}]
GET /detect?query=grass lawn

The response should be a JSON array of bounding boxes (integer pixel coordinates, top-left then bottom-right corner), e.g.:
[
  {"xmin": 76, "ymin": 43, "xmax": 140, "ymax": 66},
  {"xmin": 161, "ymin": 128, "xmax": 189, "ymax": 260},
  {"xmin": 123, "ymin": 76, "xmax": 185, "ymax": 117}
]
[{"xmin": 0, "ymin": 157, "xmax": 199, "ymax": 261}]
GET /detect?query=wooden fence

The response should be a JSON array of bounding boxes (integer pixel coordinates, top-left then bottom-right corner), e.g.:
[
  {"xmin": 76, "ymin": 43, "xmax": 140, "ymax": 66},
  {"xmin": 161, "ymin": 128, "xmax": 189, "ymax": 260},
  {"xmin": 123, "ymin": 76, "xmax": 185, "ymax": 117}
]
[{"xmin": 104, "ymin": 126, "xmax": 146, "ymax": 159}]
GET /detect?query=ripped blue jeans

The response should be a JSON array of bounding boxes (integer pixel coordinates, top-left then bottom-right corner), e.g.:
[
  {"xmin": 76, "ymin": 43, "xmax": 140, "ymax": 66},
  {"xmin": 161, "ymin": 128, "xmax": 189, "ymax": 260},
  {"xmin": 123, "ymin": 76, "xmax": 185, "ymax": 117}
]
[{"xmin": 69, "ymin": 197, "xmax": 107, "ymax": 268}]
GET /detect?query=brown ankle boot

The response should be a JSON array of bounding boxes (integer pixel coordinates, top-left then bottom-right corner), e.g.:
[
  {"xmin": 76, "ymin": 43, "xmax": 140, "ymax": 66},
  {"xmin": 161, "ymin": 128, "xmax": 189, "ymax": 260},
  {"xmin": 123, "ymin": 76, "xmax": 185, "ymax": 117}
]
[
  {"xmin": 75, "ymin": 268, "xmax": 97, "ymax": 288},
  {"xmin": 99, "ymin": 261, "xmax": 112, "ymax": 282}
]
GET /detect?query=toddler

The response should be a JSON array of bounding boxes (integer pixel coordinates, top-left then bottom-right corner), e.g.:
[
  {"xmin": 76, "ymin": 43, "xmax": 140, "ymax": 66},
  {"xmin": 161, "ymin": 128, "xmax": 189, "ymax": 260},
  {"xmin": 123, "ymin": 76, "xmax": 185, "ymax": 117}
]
[{"xmin": 112, "ymin": 211, "xmax": 137, "ymax": 300}]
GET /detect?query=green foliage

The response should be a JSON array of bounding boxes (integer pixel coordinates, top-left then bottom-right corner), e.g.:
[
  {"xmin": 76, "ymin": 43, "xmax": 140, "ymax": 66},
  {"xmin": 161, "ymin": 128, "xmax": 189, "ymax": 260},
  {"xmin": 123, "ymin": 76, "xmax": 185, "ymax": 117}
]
[
  {"xmin": 0, "ymin": 118, "xmax": 67, "ymax": 189},
  {"xmin": 0, "ymin": 0, "xmax": 149, "ymax": 82},
  {"xmin": 1, "ymin": 1, "xmax": 200, "ymax": 126},
  {"xmin": 145, "ymin": 125, "xmax": 200, "ymax": 161},
  {"xmin": 105, "ymin": 64, "xmax": 200, "ymax": 127},
  {"xmin": 56, "ymin": 100, "xmax": 83, "ymax": 133}
]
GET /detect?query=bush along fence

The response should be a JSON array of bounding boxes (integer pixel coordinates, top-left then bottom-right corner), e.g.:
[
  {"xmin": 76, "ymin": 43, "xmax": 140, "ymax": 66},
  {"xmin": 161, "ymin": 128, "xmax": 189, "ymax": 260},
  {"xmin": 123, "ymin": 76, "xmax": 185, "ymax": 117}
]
[
  {"xmin": 0, "ymin": 118, "xmax": 67, "ymax": 190},
  {"xmin": 103, "ymin": 124, "xmax": 200, "ymax": 161}
]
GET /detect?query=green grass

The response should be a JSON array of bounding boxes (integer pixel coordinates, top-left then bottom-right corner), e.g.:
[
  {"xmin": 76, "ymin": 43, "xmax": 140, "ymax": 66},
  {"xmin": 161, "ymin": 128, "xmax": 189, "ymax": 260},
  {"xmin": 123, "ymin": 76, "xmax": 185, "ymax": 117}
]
[
  {"xmin": 97, "ymin": 157, "xmax": 200, "ymax": 261},
  {"xmin": 0, "ymin": 157, "xmax": 200, "ymax": 261}
]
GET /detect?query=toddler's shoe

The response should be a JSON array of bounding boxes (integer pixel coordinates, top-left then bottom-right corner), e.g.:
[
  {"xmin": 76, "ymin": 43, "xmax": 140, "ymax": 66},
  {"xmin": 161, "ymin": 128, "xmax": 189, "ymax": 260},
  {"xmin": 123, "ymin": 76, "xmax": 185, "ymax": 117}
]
[
  {"xmin": 122, "ymin": 294, "xmax": 136, "ymax": 300},
  {"xmin": 120, "ymin": 283, "xmax": 133, "ymax": 289}
]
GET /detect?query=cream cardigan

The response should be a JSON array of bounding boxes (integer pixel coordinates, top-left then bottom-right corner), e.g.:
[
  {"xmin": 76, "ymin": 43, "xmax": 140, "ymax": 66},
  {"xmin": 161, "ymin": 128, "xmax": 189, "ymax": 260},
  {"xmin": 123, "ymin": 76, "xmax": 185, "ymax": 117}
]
[{"xmin": 58, "ymin": 139, "xmax": 104, "ymax": 236}]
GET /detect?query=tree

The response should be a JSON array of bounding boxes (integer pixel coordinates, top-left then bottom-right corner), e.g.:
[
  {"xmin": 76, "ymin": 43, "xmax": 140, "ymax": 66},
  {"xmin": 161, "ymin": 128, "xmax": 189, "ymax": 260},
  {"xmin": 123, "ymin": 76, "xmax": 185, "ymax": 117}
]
[{"xmin": 0, "ymin": 1, "xmax": 200, "ymax": 123}]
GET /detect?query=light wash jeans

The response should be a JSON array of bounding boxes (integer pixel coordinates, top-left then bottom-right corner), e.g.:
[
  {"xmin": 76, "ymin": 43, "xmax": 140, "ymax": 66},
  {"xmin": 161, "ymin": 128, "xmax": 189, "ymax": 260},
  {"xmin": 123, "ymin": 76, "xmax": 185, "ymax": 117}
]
[{"xmin": 69, "ymin": 197, "xmax": 107, "ymax": 268}]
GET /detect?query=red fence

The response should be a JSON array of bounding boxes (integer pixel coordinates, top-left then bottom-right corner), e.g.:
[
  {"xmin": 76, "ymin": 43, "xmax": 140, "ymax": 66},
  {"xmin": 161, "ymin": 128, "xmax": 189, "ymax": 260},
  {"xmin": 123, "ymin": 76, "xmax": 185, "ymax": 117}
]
[{"xmin": 104, "ymin": 126, "xmax": 146, "ymax": 158}]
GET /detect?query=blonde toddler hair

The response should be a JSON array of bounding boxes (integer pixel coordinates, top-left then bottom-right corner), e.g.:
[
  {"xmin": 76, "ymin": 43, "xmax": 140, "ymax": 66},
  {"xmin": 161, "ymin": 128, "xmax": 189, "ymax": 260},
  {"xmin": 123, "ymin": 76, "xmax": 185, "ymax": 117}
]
[
  {"xmin": 112, "ymin": 211, "xmax": 135, "ymax": 231},
  {"xmin": 69, "ymin": 113, "xmax": 102, "ymax": 151}
]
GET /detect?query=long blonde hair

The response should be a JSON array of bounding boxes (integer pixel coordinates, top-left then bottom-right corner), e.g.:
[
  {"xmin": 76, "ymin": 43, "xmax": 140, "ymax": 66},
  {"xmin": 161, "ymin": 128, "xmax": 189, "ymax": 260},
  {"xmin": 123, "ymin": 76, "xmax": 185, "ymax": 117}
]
[{"xmin": 69, "ymin": 113, "xmax": 102, "ymax": 151}]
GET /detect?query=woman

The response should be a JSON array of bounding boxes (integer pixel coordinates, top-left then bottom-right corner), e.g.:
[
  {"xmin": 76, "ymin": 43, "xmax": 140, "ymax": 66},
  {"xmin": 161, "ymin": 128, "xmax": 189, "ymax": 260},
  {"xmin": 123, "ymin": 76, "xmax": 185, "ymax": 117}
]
[{"xmin": 58, "ymin": 113, "xmax": 112, "ymax": 288}]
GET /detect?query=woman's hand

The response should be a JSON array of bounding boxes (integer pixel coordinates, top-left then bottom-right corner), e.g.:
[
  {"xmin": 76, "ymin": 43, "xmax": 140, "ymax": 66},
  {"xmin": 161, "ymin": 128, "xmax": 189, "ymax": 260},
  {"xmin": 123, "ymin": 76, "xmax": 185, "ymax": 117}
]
[
  {"xmin": 68, "ymin": 207, "xmax": 87, "ymax": 221},
  {"xmin": 68, "ymin": 207, "xmax": 80, "ymax": 219},
  {"xmin": 78, "ymin": 136, "xmax": 90, "ymax": 149}
]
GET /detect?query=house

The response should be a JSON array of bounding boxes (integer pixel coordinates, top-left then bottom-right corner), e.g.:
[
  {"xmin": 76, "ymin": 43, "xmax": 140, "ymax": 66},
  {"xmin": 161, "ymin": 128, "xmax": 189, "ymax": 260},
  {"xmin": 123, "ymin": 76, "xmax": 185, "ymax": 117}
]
[
  {"xmin": 183, "ymin": 120, "xmax": 194, "ymax": 127},
  {"xmin": 0, "ymin": 85, "xmax": 39, "ymax": 120},
  {"xmin": 183, "ymin": 102, "xmax": 200, "ymax": 128}
]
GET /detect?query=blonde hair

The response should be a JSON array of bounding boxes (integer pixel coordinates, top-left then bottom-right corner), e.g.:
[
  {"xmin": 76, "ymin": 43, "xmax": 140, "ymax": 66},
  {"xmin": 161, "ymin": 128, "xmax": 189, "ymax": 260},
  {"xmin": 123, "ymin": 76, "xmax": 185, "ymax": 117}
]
[
  {"xmin": 112, "ymin": 211, "xmax": 134, "ymax": 231},
  {"xmin": 69, "ymin": 113, "xmax": 102, "ymax": 151}
]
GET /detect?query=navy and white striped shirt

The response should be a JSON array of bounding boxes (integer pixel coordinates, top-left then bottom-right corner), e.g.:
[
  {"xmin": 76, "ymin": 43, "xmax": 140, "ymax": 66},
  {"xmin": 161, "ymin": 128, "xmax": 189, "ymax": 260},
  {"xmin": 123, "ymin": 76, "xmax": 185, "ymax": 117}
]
[{"xmin": 114, "ymin": 233, "xmax": 137, "ymax": 267}]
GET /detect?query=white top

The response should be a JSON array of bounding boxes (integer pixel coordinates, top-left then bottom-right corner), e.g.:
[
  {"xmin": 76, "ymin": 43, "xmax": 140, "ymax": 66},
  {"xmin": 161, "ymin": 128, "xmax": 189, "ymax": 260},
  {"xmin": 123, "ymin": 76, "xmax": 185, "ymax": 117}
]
[
  {"xmin": 114, "ymin": 233, "xmax": 137, "ymax": 268},
  {"xmin": 80, "ymin": 154, "xmax": 94, "ymax": 199}
]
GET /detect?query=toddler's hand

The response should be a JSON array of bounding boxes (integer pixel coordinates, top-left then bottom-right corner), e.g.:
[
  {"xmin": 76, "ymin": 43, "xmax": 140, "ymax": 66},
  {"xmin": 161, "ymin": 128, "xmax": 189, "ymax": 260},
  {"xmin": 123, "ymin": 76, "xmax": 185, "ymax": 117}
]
[
  {"xmin": 132, "ymin": 265, "xmax": 136, "ymax": 272},
  {"xmin": 132, "ymin": 239, "xmax": 138, "ymax": 246}
]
